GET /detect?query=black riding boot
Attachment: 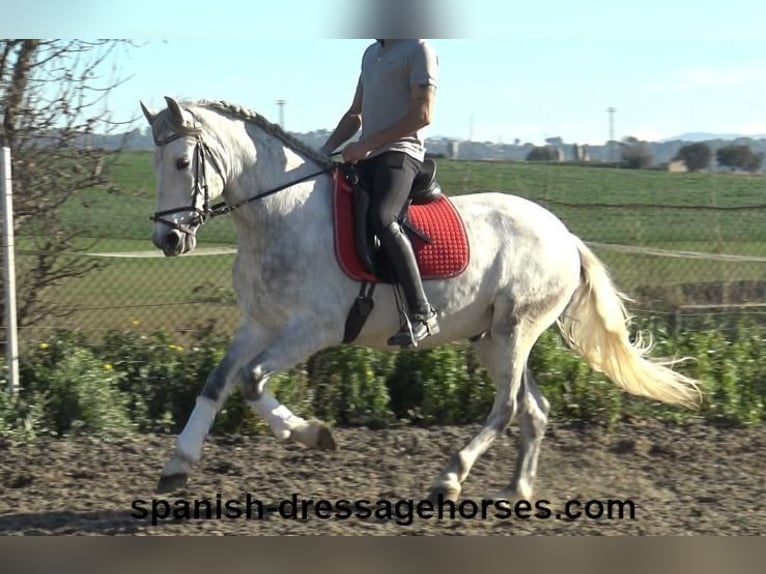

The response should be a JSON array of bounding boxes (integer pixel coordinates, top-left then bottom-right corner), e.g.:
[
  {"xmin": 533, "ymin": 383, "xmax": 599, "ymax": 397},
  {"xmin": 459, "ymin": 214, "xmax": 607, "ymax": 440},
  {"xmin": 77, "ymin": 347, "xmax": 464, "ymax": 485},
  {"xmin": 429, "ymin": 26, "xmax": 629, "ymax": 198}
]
[{"xmin": 379, "ymin": 221, "xmax": 440, "ymax": 347}]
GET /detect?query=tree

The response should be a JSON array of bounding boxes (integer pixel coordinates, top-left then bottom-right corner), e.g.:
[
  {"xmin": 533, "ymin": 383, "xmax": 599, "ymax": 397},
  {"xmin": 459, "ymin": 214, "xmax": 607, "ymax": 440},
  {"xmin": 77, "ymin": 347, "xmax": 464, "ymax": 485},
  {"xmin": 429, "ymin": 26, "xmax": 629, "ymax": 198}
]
[
  {"xmin": 673, "ymin": 142, "xmax": 712, "ymax": 172},
  {"xmin": 0, "ymin": 40, "xmax": 135, "ymax": 334},
  {"xmin": 619, "ymin": 136, "xmax": 653, "ymax": 169},
  {"xmin": 526, "ymin": 146, "xmax": 558, "ymax": 162},
  {"xmin": 716, "ymin": 144, "xmax": 764, "ymax": 172}
]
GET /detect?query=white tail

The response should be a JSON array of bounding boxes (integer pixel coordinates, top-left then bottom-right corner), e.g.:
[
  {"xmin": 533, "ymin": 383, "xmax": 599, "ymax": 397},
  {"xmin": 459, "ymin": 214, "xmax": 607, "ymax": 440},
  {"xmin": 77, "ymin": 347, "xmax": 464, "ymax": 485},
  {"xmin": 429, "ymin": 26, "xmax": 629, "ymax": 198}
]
[{"xmin": 557, "ymin": 236, "xmax": 702, "ymax": 408}]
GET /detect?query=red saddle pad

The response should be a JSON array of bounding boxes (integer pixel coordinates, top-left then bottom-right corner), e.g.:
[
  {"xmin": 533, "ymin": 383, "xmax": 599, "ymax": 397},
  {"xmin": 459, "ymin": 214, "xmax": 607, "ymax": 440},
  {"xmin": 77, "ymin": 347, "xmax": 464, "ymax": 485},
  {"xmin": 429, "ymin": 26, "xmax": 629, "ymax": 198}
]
[{"xmin": 332, "ymin": 168, "xmax": 470, "ymax": 283}]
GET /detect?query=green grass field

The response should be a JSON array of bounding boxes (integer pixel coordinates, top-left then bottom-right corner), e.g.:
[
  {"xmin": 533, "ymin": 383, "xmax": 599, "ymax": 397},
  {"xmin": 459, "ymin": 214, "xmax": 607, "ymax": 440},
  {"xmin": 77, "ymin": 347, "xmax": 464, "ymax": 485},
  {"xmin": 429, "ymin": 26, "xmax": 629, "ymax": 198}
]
[{"xmin": 20, "ymin": 152, "xmax": 766, "ymax": 341}]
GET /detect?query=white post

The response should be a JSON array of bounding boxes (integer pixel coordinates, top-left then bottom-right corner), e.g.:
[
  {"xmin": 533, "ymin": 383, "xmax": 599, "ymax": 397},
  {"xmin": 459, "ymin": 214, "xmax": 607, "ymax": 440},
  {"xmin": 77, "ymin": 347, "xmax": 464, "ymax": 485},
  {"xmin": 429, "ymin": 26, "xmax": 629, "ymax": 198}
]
[{"xmin": 1, "ymin": 147, "xmax": 19, "ymax": 396}]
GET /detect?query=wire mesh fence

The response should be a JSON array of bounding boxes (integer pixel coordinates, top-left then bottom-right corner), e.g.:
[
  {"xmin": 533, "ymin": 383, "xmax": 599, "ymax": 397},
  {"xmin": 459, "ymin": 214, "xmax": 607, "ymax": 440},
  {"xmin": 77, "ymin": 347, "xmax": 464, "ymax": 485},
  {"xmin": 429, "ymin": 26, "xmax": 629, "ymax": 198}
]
[{"xmin": 6, "ymin": 157, "xmax": 766, "ymax": 348}]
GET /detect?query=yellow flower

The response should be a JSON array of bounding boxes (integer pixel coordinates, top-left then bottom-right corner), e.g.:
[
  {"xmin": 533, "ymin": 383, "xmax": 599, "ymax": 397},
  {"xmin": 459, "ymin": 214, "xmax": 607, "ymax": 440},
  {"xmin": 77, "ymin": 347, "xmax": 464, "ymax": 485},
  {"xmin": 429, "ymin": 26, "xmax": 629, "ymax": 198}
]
[
  {"xmin": 168, "ymin": 344, "xmax": 184, "ymax": 352},
  {"xmin": 131, "ymin": 319, "xmax": 140, "ymax": 326},
  {"xmin": 39, "ymin": 342, "xmax": 49, "ymax": 350},
  {"xmin": 104, "ymin": 363, "xmax": 113, "ymax": 371}
]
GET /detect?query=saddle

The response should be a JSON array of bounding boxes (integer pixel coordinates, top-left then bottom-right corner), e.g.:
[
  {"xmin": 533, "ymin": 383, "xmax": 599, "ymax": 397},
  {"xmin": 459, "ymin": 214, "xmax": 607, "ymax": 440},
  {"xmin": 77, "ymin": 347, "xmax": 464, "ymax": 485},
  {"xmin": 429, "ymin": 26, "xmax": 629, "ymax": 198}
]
[
  {"xmin": 345, "ymin": 158, "xmax": 443, "ymax": 282},
  {"xmin": 332, "ymin": 159, "xmax": 470, "ymax": 344}
]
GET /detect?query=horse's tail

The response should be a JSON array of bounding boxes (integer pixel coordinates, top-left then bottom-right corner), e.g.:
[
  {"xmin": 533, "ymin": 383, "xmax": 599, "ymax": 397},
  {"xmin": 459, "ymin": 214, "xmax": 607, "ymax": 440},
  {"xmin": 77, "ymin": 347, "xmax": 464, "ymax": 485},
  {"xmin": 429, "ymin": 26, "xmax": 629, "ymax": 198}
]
[{"xmin": 556, "ymin": 235, "xmax": 702, "ymax": 408}]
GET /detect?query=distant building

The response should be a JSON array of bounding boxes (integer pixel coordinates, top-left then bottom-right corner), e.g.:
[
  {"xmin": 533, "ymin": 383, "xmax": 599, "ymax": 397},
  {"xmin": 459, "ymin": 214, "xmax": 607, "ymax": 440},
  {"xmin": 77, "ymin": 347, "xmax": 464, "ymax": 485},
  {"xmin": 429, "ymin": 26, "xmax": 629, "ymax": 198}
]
[
  {"xmin": 667, "ymin": 160, "xmax": 688, "ymax": 173},
  {"xmin": 573, "ymin": 143, "xmax": 591, "ymax": 162}
]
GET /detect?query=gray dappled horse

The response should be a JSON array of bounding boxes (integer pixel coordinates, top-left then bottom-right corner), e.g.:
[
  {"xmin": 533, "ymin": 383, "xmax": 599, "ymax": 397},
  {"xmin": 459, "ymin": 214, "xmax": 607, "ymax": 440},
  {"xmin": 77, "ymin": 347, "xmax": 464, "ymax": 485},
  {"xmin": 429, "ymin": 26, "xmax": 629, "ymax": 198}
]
[{"xmin": 141, "ymin": 97, "xmax": 701, "ymax": 501}]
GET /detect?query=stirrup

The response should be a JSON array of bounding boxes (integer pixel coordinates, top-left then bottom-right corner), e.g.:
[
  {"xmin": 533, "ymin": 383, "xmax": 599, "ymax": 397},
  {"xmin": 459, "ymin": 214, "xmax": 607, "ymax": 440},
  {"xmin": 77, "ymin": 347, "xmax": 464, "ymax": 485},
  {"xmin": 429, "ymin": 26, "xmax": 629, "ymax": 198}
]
[{"xmin": 387, "ymin": 308, "xmax": 440, "ymax": 348}]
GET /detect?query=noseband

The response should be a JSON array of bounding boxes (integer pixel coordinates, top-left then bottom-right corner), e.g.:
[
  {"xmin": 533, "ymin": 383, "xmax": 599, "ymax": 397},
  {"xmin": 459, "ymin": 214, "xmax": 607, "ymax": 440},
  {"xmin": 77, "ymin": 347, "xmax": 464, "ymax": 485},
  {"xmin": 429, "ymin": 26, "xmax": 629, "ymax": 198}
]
[{"xmin": 150, "ymin": 131, "xmax": 223, "ymax": 236}]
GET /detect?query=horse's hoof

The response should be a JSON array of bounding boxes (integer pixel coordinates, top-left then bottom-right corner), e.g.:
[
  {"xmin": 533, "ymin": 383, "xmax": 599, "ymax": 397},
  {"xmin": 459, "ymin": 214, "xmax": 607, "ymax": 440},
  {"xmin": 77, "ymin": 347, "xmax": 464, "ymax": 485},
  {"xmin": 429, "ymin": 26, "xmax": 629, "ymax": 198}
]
[
  {"xmin": 156, "ymin": 473, "xmax": 188, "ymax": 494},
  {"xmin": 427, "ymin": 484, "xmax": 461, "ymax": 504},
  {"xmin": 314, "ymin": 421, "xmax": 337, "ymax": 451},
  {"xmin": 492, "ymin": 487, "xmax": 532, "ymax": 502}
]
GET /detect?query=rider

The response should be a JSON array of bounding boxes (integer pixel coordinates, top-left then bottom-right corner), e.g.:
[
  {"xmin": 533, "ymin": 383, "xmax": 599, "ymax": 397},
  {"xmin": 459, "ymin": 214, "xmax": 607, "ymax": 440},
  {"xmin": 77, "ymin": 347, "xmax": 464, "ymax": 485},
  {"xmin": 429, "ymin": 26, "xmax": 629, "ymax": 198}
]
[{"xmin": 321, "ymin": 39, "xmax": 440, "ymax": 348}]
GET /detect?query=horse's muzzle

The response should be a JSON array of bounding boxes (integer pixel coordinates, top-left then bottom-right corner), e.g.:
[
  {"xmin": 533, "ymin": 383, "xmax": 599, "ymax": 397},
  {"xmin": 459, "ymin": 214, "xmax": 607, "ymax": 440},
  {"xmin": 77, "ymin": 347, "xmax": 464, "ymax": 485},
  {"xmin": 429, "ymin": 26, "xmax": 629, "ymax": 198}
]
[{"xmin": 153, "ymin": 228, "xmax": 196, "ymax": 256}]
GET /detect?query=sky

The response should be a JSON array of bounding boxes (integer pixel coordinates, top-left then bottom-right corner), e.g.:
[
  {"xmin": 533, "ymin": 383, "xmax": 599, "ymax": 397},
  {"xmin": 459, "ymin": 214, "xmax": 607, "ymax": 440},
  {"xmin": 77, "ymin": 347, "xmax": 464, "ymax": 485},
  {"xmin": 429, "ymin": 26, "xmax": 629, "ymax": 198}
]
[{"xmin": 3, "ymin": 0, "xmax": 766, "ymax": 145}]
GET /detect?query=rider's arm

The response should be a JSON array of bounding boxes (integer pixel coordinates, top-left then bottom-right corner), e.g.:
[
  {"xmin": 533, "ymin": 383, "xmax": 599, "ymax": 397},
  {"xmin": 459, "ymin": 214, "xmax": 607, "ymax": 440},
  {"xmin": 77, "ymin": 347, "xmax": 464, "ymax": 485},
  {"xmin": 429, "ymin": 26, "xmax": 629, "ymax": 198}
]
[
  {"xmin": 360, "ymin": 84, "xmax": 435, "ymax": 153},
  {"xmin": 320, "ymin": 80, "xmax": 363, "ymax": 155}
]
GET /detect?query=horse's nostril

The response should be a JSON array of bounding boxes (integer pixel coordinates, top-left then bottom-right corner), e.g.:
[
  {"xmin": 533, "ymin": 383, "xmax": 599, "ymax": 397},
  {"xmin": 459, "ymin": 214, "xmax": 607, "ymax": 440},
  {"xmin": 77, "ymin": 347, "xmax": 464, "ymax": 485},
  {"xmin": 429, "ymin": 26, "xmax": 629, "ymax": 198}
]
[{"xmin": 165, "ymin": 232, "xmax": 182, "ymax": 251}]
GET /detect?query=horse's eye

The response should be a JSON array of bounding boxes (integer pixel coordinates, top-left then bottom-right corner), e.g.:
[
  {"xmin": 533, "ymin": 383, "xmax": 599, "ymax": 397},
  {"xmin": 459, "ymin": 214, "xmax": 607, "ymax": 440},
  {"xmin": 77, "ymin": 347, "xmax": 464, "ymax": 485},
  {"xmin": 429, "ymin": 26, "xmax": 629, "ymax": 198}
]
[{"xmin": 176, "ymin": 158, "xmax": 190, "ymax": 170}]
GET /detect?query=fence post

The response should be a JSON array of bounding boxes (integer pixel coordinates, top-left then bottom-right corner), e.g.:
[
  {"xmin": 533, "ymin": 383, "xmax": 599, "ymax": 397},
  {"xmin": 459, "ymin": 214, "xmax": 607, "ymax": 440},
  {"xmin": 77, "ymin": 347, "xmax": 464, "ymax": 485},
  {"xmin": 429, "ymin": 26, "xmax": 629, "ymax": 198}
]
[{"xmin": 1, "ymin": 147, "xmax": 19, "ymax": 396}]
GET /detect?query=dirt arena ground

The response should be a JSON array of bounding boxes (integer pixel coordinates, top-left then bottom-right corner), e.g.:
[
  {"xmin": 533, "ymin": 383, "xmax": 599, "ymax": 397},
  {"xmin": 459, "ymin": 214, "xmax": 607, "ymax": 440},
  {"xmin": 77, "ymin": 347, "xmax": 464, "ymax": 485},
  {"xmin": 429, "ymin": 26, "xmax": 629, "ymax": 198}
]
[{"xmin": 1, "ymin": 420, "xmax": 763, "ymax": 535}]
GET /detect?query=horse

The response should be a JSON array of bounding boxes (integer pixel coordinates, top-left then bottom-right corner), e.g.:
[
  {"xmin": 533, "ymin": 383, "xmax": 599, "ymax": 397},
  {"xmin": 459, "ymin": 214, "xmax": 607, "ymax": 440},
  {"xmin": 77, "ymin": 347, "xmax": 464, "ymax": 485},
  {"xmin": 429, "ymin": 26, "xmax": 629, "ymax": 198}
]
[{"xmin": 140, "ymin": 96, "xmax": 701, "ymax": 502}]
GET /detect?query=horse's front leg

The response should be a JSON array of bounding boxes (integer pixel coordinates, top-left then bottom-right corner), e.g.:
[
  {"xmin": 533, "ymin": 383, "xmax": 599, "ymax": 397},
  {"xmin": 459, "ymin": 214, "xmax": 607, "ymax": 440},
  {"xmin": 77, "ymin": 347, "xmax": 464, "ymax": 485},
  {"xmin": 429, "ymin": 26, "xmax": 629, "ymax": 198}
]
[
  {"xmin": 240, "ymin": 322, "xmax": 337, "ymax": 451},
  {"xmin": 156, "ymin": 322, "xmax": 262, "ymax": 493}
]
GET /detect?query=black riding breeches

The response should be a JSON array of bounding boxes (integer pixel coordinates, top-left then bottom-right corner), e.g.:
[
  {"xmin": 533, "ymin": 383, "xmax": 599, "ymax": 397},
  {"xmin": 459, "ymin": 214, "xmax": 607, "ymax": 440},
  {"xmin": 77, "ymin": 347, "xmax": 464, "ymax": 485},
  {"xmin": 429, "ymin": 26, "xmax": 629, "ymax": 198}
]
[{"xmin": 356, "ymin": 151, "xmax": 421, "ymax": 236}]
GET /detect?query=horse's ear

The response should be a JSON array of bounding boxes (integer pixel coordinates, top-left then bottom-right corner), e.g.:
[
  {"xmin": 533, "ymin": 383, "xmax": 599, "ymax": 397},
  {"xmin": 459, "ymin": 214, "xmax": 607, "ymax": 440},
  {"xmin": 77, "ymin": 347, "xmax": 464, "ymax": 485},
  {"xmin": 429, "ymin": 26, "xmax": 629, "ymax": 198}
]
[
  {"xmin": 164, "ymin": 96, "xmax": 185, "ymax": 127},
  {"xmin": 140, "ymin": 100, "xmax": 157, "ymax": 125}
]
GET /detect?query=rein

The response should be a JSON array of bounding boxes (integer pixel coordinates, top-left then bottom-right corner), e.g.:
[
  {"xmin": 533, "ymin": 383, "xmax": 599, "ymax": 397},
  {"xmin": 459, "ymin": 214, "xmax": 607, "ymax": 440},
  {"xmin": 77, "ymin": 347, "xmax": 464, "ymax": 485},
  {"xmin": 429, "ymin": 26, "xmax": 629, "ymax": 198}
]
[
  {"xmin": 206, "ymin": 163, "xmax": 336, "ymax": 219},
  {"xmin": 150, "ymin": 131, "xmax": 337, "ymax": 235}
]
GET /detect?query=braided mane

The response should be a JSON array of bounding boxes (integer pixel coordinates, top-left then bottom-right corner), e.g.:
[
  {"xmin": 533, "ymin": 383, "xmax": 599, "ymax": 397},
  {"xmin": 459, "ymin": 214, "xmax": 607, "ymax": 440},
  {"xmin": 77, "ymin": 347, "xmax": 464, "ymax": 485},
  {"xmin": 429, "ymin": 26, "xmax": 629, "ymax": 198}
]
[{"xmin": 195, "ymin": 100, "xmax": 334, "ymax": 169}]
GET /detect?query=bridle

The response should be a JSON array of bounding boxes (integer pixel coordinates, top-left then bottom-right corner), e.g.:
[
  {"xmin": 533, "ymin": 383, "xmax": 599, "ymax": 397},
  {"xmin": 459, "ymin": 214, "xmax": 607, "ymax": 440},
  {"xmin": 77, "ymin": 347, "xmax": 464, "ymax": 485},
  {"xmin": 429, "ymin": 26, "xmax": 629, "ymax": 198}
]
[
  {"xmin": 150, "ymin": 130, "xmax": 336, "ymax": 236},
  {"xmin": 150, "ymin": 131, "xmax": 221, "ymax": 235}
]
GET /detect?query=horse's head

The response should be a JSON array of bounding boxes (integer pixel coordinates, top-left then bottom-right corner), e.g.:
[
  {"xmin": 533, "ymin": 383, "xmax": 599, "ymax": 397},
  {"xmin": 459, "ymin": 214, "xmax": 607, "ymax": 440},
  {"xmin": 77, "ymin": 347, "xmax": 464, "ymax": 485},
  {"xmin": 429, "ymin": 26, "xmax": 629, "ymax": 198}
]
[{"xmin": 140, "ymin": 96, "xmax": 225, "ymax": 256}]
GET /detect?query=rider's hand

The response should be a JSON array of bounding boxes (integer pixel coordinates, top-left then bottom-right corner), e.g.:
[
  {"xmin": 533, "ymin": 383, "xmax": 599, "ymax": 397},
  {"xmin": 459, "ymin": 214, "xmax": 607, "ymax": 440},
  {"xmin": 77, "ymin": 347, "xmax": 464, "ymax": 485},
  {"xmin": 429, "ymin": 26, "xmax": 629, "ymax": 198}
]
[{"xmin": 342, "ymin": 141, "xmax": 374, "ymax": 163}]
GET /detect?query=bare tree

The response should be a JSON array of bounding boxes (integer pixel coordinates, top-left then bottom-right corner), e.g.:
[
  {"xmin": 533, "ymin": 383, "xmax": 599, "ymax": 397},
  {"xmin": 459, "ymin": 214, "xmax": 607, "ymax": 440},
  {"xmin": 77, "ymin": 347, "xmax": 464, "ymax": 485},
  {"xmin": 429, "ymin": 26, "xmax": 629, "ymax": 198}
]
[{"xmin": 0, "ymin": 40, "xmax": 135, "ymax": 333}]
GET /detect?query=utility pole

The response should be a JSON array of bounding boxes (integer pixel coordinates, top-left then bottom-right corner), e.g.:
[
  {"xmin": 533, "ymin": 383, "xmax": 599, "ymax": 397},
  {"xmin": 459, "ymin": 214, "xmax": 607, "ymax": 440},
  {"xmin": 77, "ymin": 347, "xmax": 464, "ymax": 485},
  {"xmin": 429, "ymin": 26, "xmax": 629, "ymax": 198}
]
[
  {"xmin": 276, "ymin": 99, "xmax": 286, "ymax": 129},
  {"xmin": 606, "ymin": 107, "xmax": 616, "ymax": 162}
]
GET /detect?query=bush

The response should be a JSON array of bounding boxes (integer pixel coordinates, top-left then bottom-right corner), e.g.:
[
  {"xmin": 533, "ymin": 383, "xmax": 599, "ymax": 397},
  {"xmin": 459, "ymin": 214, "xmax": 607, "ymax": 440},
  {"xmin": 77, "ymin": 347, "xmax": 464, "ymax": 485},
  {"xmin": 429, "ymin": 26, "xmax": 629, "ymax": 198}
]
[
  {"xmin": 674, "ymin": 143, "xmax": 712, "ymax": 172},
  {"xmin": 620, "ymin": 137, "xmax": 653, "ymax": 169},
  {"xmin": 386, "ymin": 344, "xmax": 495, "ymax": 425},
  {"xmin": 526, "ymin": 146, "xmax": 559, "ymax": 162},
  {"xmin": 716, "ymin": 144, "xmax": 764, "ymax": 172},
  {"xmin": 100, "ymin": 330, "xmax": 225, "ymax": 433},
  {"xmin": 21, "ymin": 334, "xmax": 134, "ymax": 438},
  {"xmin": 3, "ymin": 317, "xmax": 766, "ymax": 442},
  {"xmin": 309, "ymin": 346, "xmax": 395, "ymax": 428},
  {"xmin": 0, "ymin": 387, "xmax": 48, "ymax": 443}
]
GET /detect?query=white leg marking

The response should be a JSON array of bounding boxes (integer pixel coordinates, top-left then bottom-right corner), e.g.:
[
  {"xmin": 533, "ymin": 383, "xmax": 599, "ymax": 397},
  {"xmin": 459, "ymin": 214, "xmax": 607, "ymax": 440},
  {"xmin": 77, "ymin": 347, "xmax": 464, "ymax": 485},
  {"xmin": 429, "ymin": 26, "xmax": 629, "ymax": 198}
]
[
  {"xmin": 175, "ymin": 396, "xmax": 218, "ymax": 463},
  {"xmin": 248, "ymin": 389, "xmax": 302, "ymax": 441}
]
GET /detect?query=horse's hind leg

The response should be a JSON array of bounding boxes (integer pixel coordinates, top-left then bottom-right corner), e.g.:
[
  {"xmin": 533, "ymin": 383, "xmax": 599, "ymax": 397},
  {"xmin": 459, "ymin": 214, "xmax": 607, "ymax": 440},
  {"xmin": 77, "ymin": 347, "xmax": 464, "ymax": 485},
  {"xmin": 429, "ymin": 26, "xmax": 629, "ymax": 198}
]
[
  {"xmin": 504, "ymin": 367, "xmax": 550, "ymax": 500},
  {"xmin": 428, "ymin": 315, "xmax": 533, "ymax": 503}
]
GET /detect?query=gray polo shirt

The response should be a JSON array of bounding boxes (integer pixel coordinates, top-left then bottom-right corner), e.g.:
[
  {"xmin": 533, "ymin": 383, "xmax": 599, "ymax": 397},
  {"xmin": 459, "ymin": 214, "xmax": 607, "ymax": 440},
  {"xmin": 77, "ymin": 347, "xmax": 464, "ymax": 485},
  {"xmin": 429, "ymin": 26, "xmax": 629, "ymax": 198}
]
[{"xmin": 358, "ymin": 39, "xmax": 438, "ymax": 162}]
